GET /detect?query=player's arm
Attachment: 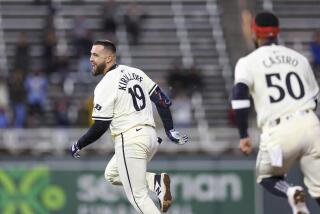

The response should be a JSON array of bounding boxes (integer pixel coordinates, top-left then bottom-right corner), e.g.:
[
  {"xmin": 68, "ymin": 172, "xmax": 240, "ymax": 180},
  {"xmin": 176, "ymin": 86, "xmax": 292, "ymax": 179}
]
[
  {"xmin": 231, "ymin": 82, "xmax": 253, "ymax": 155},
  {"xmin": 232, "ymin": 57, "xmax": 254, "ymax": 155},
  {"xmin": 77, "ymin": 120, "xmax": 111, "ymax": 149},
  {"xmin": 150, "ymin": 86, "xmax": 188, "ymax": 145},
  {"xmin": 150, "ymin": 86, "xmax": 173, "ymax": 131},
  {"xmin": 231, "ymin": 82, "xmax": 250, "ymax": 139},
  {"xmin": 70, "ymin": 120, "xmax": 111, "ymax": 158}
]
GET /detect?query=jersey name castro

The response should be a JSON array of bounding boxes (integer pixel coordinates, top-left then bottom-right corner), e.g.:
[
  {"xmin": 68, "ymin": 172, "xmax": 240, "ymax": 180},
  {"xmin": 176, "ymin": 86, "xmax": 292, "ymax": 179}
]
[
  {"xmin": 92, "ymin": 64, "xmax": 157, "ymax": 135},
  {"xmin": 234, "ymin": 45, "xmax": 319, "ymax": 127}
]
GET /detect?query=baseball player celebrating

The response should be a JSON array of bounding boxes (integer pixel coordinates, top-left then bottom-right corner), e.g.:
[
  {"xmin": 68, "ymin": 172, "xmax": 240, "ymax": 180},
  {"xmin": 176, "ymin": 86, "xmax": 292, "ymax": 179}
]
[
  {"xmin": 70, "ymin": 40, "xmax": 188, "ymax": 213},
  {"xmin": 232, "ymin": 12, "xmax": 320, "ymax": 214}
]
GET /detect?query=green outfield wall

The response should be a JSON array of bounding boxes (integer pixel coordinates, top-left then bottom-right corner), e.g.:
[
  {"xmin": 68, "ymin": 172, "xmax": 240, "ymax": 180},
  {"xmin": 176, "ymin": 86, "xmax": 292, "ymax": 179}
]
[{"xmin": 0, "ymin": 160, "xmax": 261, "ymax": 214}]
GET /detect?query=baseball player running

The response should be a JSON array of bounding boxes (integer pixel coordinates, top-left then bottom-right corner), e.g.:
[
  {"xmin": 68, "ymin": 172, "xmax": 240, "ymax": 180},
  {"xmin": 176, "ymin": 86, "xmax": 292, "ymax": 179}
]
[
  {"xmin": 70, "ymin": 40, "xmax": 188, "ymax": 213},
  {"xmin": 232, "ymin": 12, "xmax": 320, "ymax": 214}
]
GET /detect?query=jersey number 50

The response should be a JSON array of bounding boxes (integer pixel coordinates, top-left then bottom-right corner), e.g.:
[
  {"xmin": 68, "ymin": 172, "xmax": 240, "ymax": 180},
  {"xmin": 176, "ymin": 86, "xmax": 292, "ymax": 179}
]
[
  {"xmin": 128, "ymin": 84, "xmax": 146, "ymax": 111},
  {"xmin": 265, "ymin": 71, "xmax": 305, "ymax": 103}
]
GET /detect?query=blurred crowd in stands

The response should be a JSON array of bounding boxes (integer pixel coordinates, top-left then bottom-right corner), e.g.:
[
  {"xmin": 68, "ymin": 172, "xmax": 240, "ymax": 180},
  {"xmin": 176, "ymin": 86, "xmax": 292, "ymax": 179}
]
[
  {"xmin": 0, "ymin": 0, "xmax": 202, "ymax": 129},
  {"xmin": 1, "ymin": 0, "xmax": 319, "ymax": 129},
  {"xmin": 3, "ymin": 0, "xmax": 320, "ymax": 129},
  {"xmin": 166, "ymin": 59, "xmax": 203, "ymax": 128}
]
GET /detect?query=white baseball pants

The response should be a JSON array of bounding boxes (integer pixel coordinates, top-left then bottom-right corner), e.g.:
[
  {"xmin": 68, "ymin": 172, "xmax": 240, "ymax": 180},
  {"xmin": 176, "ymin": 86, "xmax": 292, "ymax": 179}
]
[
  {"xmin": 104, "ymin": 125, "xmax": 161, "ymax": 214},
  {"xmin": 257, "ymin": 110, "xmax": 320, "ymax": 198}
]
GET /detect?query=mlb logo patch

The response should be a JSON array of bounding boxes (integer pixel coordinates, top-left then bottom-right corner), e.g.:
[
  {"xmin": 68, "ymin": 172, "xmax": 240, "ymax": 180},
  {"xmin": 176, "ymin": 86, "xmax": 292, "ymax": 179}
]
[{"xmin": 94, "ymin": 104, "xmax": 102, "ymax": 111}]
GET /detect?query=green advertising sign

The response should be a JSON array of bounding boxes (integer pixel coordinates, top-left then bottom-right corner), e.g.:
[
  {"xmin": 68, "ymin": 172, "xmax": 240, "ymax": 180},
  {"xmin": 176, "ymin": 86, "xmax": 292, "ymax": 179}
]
[
  {"xmin": 0, "ymin": 167, "xmax": 66, "ymax": 214},
  {"xmin": 0, "ymin": 160, "xmax": 261, "ymax": 214}
]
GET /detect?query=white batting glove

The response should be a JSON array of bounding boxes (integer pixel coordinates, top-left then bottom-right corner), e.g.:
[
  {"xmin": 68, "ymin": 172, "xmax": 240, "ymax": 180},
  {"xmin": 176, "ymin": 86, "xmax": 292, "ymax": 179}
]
[{"xmin": 166, "ymin": 129, "xmax": 188, "ymax": 145}]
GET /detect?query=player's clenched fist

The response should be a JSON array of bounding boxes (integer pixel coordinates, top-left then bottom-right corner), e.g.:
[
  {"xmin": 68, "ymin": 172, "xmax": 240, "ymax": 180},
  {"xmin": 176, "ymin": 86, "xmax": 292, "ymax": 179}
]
[
  {"xmin": 166, "ymin": 129, "xmax": 188, "ymax": 145},
  {"xmin": 239, "ymin": 137, "xmax": 253, "ymax": 155},
  {"xmin": 70, "ymin": 143, "xmax": 81, "ymax": 158}
]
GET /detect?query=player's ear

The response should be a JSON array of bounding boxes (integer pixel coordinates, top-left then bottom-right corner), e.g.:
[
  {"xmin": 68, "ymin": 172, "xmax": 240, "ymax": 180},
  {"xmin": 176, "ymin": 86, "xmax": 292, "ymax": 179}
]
[
  {"xmin": 104, "ymin": 55, "xmax": 111, "ymax": 63},
  {"xmin": 107, "ymin": 54, "xmax": 115, "ymax": 63}
]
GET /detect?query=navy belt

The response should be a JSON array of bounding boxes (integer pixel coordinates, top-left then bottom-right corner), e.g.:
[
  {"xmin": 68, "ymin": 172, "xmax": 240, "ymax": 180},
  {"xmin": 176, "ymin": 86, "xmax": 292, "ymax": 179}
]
[{"xmin": 265, "ymin": 109, "xmax": 311, "ymax": 128}]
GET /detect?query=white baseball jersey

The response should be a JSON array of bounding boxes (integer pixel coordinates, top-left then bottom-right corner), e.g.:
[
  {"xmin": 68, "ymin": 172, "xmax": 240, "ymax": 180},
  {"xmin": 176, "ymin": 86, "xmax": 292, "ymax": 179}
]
[
  {"xmin": 234, "ymin": 44, "xmax": 319, "ymax": 127},
  {"xmin": 92, "ymin": 64, "xmax": 157, "ymax": 135}
]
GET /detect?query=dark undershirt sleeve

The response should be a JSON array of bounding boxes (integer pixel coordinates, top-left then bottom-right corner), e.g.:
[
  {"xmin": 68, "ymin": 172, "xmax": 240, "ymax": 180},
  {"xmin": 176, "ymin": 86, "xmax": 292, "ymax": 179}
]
[
  {"xmin": 77, "ymin": 120, "xmax": 111, "ymax": 149},
  {"xmin": 231, "ymin": 83, "xmax": 250, "ymax": 139},
  {"xmin": 150, "ymin": 86, "xmax": 174, "ymax": 131},
  {"xmin": 154, "ymin": 105, "xmax": 174, "ymax": 131}
]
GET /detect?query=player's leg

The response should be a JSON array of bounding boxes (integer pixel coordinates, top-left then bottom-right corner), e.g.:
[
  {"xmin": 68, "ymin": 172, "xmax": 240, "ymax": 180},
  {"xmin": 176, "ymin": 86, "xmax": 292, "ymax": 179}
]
[
  {"xmin": 258, "ymin": 159, "xmax": 309, "ymax": 214},
  {"xmin": 260, "ymin": 175, "xmax": 289, "ymax": 198},
  {"xmin": 105, "ymin": 154, "xmax": 122, "ymax": 185},
  {"xmin": 115, "ymin": 133, "xmax": 161, "ymax": 214},
  {"xmin": 260, "ymin": 175, "xmax": 309, "ymax": 214},
  {"xmin": 144, "ymin": 139, "xmax": 158, "ymax": 191},
  {"xmin": 300, "ymin": 142, "xmax": 320, "ymax": 208},
  {"xmin": 105, "ymin": 154, "xmax": 161, "ymax": 192},
  {"xmin": 256, "ymin": 128, "xmax": 309, "ymax": 214},
  {"xmin": 144, "ymin": 126, "xmax": 172, "ymax": 212},
  {"xmin": 145, "ymin": 172, "xmax": 156, "ymax": 189},
  {"xmin": 299, "ymin": 113, "xmax": 320, "ymax": 209},
  {"xmin": 257, "ymin": 150, "xmax": 292, "ymax": 199}
]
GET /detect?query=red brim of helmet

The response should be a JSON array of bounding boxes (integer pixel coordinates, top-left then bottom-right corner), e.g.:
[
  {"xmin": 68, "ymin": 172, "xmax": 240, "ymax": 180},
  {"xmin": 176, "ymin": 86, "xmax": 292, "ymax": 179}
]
[{"xmin": 251, "ymin": 19, "xmax": 280, "ymax": 38}]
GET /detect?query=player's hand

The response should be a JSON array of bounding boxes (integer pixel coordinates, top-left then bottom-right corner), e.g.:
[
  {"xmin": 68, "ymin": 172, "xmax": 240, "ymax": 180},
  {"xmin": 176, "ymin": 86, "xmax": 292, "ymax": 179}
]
[
  {"xmin": 239, "ymin": 137, "xmax": 253, "ymax": 155},
  {"xmin": 166, "ymin": 129, "xmax": 188, "ymax": 145},
  {"xmin": 70, "ymin": 143, "xmax": 81, "ymax": 158}
]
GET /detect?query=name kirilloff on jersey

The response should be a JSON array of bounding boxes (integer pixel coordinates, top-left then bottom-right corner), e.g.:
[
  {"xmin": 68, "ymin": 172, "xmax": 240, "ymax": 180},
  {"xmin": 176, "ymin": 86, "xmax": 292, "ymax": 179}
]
[
  {"xmin": 118, "ymin": 70, "xmax": 147, "ymax": 112},
  {"xmin": 118, "ymin": 71, "xmax": 143, "ymax": 91}
]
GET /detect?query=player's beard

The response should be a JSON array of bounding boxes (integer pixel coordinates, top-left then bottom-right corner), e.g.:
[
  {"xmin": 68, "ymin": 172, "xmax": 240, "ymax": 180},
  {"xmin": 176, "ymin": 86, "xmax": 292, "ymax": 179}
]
[{"xmin": 92, "ymin": 62, "xmax": 106, "ymax": 76}]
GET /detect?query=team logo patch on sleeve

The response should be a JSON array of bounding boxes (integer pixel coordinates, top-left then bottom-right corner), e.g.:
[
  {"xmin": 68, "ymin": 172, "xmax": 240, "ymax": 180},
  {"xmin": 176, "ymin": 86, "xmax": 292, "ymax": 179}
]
[{"xmin": 94, "ymin": 104, "xmax": 102, "ymax": 111}]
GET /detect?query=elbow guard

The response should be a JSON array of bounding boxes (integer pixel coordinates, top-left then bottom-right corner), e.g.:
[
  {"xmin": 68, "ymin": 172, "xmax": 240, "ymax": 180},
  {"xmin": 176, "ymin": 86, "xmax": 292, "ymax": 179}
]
[{"xmin": 150, "ymin": 86, "xmax": 172, "ymax": 108}]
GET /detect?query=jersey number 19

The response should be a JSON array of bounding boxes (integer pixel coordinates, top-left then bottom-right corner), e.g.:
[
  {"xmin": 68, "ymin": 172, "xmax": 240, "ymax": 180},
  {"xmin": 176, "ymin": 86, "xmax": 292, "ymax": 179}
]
[{"xmin": 128, "ymin": 84, "xmax": 146, "ymax": 111}]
